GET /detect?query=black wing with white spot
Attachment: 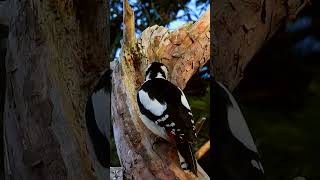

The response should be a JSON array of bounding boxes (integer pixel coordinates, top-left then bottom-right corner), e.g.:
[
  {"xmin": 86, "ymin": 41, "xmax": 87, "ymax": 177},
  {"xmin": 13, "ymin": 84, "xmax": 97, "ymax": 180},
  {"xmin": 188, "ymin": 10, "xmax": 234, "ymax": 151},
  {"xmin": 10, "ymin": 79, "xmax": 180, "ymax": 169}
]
[
  {"xmin": 137, "ymin": 78, "xmax": 196, "ymax": 142},
  {"xmin": 137, "ymin": 78, "xmax": 197, "ymax": 175}
]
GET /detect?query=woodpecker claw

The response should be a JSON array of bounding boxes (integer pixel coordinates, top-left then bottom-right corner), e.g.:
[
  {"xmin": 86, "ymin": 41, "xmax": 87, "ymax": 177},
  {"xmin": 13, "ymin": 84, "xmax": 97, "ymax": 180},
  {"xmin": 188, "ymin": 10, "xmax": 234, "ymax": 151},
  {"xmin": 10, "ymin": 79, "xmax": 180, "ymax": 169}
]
[{"xmin": 152, "ymin": 136, "xmax": 167, "ymax": 150}]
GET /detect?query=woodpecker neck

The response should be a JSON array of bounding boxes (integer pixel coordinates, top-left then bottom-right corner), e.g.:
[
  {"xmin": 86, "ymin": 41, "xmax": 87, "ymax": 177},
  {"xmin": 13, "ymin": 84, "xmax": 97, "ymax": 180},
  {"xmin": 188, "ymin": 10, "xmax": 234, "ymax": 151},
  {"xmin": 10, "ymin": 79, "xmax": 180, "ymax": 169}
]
[{"xmin": 145, "ymin": 72, "xmax": 166, "ymax": 81}]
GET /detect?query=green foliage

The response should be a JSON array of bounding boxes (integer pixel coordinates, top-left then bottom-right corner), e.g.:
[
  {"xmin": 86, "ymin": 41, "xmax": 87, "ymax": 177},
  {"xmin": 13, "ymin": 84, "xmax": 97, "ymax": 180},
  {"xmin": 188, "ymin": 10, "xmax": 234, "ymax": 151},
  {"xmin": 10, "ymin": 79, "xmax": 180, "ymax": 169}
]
[{"xmin": 187, "ymin": 83, "xmax": 210, "ymax": 150}]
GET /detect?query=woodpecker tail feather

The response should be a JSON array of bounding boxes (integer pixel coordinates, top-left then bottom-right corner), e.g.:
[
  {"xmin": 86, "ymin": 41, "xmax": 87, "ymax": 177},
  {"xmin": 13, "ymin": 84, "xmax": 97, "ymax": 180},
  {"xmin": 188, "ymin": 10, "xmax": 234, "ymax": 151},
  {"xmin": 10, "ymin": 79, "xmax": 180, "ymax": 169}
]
[{"xmin": 176, "ymin": 141, "xmax": 197, "ymax": 176}]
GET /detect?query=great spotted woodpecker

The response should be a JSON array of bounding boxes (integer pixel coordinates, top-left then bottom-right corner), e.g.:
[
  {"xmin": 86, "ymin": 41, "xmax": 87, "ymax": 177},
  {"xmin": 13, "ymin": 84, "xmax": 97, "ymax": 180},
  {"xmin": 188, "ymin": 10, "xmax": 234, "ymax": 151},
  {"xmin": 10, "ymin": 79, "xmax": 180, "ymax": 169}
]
[{"xmin": 136, "ymin": 62, "xmax": 198, "ymax": 175}]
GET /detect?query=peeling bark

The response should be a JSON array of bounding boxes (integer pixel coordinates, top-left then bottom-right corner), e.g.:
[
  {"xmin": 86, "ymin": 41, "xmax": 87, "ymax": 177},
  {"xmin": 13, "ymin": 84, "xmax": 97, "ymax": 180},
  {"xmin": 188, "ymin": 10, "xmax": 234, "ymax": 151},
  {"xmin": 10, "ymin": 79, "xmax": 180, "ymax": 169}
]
[
  {"xmin": 111, "ymin": 1, "xmax": 210, "ymax": 179},
  {"xmin": 213, "ymin": 0, "xmax": 307, "ymax": 90},
  {"xmin": 3, "ymin": 0, "xmax": 108, "ymax": 179}
]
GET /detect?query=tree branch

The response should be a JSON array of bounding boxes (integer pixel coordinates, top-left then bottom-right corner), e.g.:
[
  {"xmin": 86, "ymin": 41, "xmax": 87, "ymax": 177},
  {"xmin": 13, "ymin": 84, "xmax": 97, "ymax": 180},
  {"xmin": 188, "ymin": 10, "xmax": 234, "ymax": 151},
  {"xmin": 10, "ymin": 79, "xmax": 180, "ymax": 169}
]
[
  {"xmin": 112, "ymin": 4, "xmax": 210, "ymax": 180},
  {"xmin": 195, "ymin": 140, "xmax": 210, "ymax": 160},
  {"xmin": 139, "ymin": 9, "xmax": 210, "ymax": 89},
  {"xmin": 195, "ymin": 117, "xmax": 206, "ymax": 135},
  {"xmin": 213, "ymin": 0, "xmax": 308, "ymax": 90},
  {"xmin": 123, "ymin": 0, "xmax": 136, "ymax": 47}
]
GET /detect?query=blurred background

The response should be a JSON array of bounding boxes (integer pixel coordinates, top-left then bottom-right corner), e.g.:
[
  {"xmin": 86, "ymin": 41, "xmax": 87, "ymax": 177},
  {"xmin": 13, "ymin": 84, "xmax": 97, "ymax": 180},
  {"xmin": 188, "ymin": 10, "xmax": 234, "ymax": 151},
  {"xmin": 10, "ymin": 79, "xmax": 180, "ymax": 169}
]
[
  {"xmin": 233, "ymin": 1, "xmax": 320, "ymax": 179},
  {"xmin": 1, "ymin": 0, "xmax": 320, "ymax": 179},
  {"xmin": 110, "ymin": 0, "xmax": 320, "ymax": 179}
]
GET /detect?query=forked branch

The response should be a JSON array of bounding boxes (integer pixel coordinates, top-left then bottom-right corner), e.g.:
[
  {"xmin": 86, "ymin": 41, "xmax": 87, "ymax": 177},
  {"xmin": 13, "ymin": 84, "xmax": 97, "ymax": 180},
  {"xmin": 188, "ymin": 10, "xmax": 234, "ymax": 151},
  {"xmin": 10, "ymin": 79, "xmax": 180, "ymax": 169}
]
[{"xmin": 112, "ymin": 0, "xmax": 210, "ymax": 179}]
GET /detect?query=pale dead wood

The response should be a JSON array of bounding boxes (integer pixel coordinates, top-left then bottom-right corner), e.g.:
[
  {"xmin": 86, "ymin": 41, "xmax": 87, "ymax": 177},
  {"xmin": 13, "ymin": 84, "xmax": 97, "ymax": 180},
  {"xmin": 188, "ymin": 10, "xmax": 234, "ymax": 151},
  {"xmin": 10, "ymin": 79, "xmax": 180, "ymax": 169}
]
[
  {"xmin": 195, "ymin": 117, "xmax": 206, "ymax": 135},
  {"xmin": 111, "ymin": 0, "xmax": 210, "ymax": 179},
  {"xmin": 213, "ymin": 0, "xmax": 308, "ymax": 91},
  {"xmin": 123, "ymin": 0, "xmax": 136, "ymax": 47},
  {"xmin": 195, "ymin": 140, "xmax": 210, "ymax": 160},
  {"xmin": 139, "ymin": 9, "xmax": 210, "ymax": 89}
]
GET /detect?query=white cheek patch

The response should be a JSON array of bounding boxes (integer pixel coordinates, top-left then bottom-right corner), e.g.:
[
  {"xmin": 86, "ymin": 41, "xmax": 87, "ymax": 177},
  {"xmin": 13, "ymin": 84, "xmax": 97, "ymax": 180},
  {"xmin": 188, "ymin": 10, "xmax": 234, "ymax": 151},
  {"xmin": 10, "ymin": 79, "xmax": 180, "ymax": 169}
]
[
  {"xmin": 138, "ymin": 90, "xmax": 167, "ymax": 116},
  {"xmin": 160, "ymin": 65, "xmax": 168, "ymax": 78},
  {"xmin": 179, "ymin": 89, "xmax": 191, "ymax": 110},
  {"xmin": 217, "ymin": 82, "xmax": 258, "ymax": 153}
]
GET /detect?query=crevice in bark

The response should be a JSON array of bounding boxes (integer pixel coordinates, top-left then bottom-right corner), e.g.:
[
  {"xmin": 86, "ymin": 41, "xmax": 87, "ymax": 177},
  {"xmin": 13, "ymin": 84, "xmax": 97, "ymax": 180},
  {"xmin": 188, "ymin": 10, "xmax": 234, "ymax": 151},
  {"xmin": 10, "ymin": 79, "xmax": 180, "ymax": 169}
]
[
  {"xmin": 111, "ymin": 0, "xmax": 210, "ymax": 179},
  {"xmin": 3, "ymin": 0, "xmax": 109, "ymax": 179},
  {"xmin": 260, "ymin": 0, "xmax": 266, "ymax": 23}
]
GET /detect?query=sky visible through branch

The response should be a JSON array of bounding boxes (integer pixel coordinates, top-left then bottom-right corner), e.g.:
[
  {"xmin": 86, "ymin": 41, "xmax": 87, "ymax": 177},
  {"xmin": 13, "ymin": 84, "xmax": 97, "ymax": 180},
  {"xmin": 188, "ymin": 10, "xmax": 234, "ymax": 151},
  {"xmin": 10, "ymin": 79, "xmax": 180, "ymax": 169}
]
[{"xmin": 114, "ymin": 0, "xmax": 209, "ymax": 59}]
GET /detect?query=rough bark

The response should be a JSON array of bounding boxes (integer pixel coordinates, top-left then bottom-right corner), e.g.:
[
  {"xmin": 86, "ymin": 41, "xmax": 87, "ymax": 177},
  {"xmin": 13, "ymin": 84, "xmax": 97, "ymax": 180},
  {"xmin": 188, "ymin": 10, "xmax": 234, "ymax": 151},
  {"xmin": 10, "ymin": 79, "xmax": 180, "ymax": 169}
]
[
  {"xmin": 111, "ymin": 1, "xmax": 210, "ymax": 179},
  {"xmin": 212, "ymin": 0, "xmax": 308, "ymax": 90},
  {"xmin": 3, "ymin": 0, "xmax": 108, "ymax": 179}
]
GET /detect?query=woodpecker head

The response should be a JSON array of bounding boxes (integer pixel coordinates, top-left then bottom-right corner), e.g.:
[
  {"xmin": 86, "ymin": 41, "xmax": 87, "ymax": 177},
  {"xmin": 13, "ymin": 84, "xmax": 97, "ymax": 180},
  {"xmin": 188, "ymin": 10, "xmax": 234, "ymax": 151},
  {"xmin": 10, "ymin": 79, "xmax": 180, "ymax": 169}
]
[{"xmin": 145, "ymin": 62, "xmax": 169, "ymax": 81}]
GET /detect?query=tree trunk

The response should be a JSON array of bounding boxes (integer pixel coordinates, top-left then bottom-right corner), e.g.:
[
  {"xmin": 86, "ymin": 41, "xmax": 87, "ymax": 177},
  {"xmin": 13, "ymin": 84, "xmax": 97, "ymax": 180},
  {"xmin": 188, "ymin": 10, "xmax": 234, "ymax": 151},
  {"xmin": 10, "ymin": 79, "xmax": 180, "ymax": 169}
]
[
  {"xmin": 212, "ymin": 0, "xmax": 307, "ymax": 90},
  {"xmin": 111, "ymin": 1, "xmax": 210, "ymax": 179},
  {"xmin": 3, "ymin": 0, "xmax": 108, "ymax": 179}
]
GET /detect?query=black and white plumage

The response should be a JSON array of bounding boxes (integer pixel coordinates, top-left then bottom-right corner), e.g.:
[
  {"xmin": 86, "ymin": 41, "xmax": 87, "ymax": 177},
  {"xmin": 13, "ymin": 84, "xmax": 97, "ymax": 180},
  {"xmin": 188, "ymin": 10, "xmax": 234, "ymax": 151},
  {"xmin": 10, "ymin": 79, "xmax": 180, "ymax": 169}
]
[
  {"xmin": 211, "ymin": 79, "xmax": 265, "ymax": 180},
  {"xmin": 136, "ymin": 62, "xmax": 197, "ymax": 175}
]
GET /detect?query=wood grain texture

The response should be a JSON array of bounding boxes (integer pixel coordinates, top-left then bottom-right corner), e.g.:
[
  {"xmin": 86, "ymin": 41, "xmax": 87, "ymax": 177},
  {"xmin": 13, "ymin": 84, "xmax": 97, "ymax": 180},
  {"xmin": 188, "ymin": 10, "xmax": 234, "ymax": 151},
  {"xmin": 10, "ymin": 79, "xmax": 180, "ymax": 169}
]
[
  {"xmin": 212, "ymin": 0, "xmax": 307, "ymax": 90},
  {"xmin": 111, "ymin": 1, "xmax": 210, "ymax": 179},
  {"xmin": 3, "ymin": 0, "xmax": 108, "ymax": 179}
]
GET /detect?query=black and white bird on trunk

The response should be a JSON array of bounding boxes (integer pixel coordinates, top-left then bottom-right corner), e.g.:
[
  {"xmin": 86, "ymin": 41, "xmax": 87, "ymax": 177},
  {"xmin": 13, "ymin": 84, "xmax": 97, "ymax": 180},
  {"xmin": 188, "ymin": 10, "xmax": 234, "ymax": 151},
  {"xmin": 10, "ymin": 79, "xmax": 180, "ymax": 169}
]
[{"xmin": 136, "ymin": 62, "xmax": 198, "ymax": 175}]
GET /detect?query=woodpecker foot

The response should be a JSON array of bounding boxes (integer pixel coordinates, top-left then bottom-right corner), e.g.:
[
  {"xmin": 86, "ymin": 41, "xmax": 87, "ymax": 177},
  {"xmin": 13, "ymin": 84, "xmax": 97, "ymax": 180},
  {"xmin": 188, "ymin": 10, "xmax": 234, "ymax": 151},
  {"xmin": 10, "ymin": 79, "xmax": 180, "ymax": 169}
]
[{"xmin": 151, "ymin": 136, "xmax": 168, "ymax": 151}]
